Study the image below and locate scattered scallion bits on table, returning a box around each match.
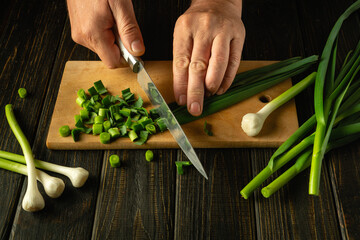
[175,161,192,175]
[203,121,213,136]
[109,154,121,168]
[145,150,154,162]
[18,88,27,98]
[67,80,168,145]
[59,125,71,137]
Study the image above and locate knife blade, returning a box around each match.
[114,29,208,179]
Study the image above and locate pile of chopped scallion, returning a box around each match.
[66,80,167,145]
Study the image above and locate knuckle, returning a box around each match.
[190,60,207,72]
[228,55,241,69]
[175,56,190,69]
[175,14,192,29]
[120,22,139,38]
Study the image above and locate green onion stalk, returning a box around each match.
[310,0,360,195]
[169,55,319,125]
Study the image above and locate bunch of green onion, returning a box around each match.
[240,0,360,198]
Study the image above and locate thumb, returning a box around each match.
[109,0,145,56]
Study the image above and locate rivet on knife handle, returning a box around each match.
[113,26,142,73]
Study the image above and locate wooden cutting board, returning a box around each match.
[46,61,299,149]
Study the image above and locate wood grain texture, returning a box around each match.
[8,19,104,240]
[92,149,177,239]
[0,0,67,239]
[174,149,256,239]
[46,61,298,150]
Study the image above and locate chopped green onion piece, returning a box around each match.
[134,131,149,145]
[84,112,97,124]
[102,95,112,107]
[74,114,81,123]
[100,132,111,144]
[156,118,167,132]
[124,117,132,128]
[80,109,89,120]
[131,123,144,131]
[109,154,121,168]
[134,96,143,108]
[94,115,104,124]
[119,125,127,136]
[175,161,192,175]
[103,120,111,132]
[59,125,71,137]
[88,86,98,96]
[145,150,154,162]
[145,124,156,134]
[92,123,103,135]
[120,108,131,117]
[92,102,102,112]
[203,121,213,136]
[94,80,108,94]
[76,96,86,107]
[108,127,121,138]
[18,88,27,98]
[113,113,123,122]
[128,130,138,142]
[98,108,108,117]
[71,128,81,142]
[77,89,88,100]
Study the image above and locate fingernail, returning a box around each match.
[190,102,201,115]
[217,87,224,95]
[131,40,144,53]
[178,95,186,105]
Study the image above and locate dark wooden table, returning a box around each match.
[1,0,359,239]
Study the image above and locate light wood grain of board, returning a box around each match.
[46,61,299,149]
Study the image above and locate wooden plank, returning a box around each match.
[174,149,256,239]
[0,0,68,239]
[92,149,177,239]
[8,19,104,239]
[46,61,298,150]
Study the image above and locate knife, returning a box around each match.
[113,28,208,179]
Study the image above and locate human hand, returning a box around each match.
[173,0,245,116]
[66,0,145,68]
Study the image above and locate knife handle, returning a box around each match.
[113,25,142,73]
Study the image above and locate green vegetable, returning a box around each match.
[109,154,121,168]
[94,115,104,124]
[128,130,138,142]
[0,150,89,188]
[134,131,149,145]
[240,1,360,198]
[18,88,27,98]
[103,120,111,132]
[175,161,192,175]
[108,127,120,138]
[92,123,103,135]
[71,128,81,141]
[80,109,89,120]
[5,104,45,212]
[0,157,65,198]
[145,124,156,134]
[310,0,360,195]
[203,121,213,136]
[145,150,154,162]
[99,132,111,144]
[241,72,316,137]
[169,55,318,125]
[59,125,71,137]
[93,80,108,94]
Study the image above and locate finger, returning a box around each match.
[109,0,145,56]
[187,35,212,116]
[173,25,192,106]
[204,35,230,95]
[92,29,123,68]
[217,38,243,95]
